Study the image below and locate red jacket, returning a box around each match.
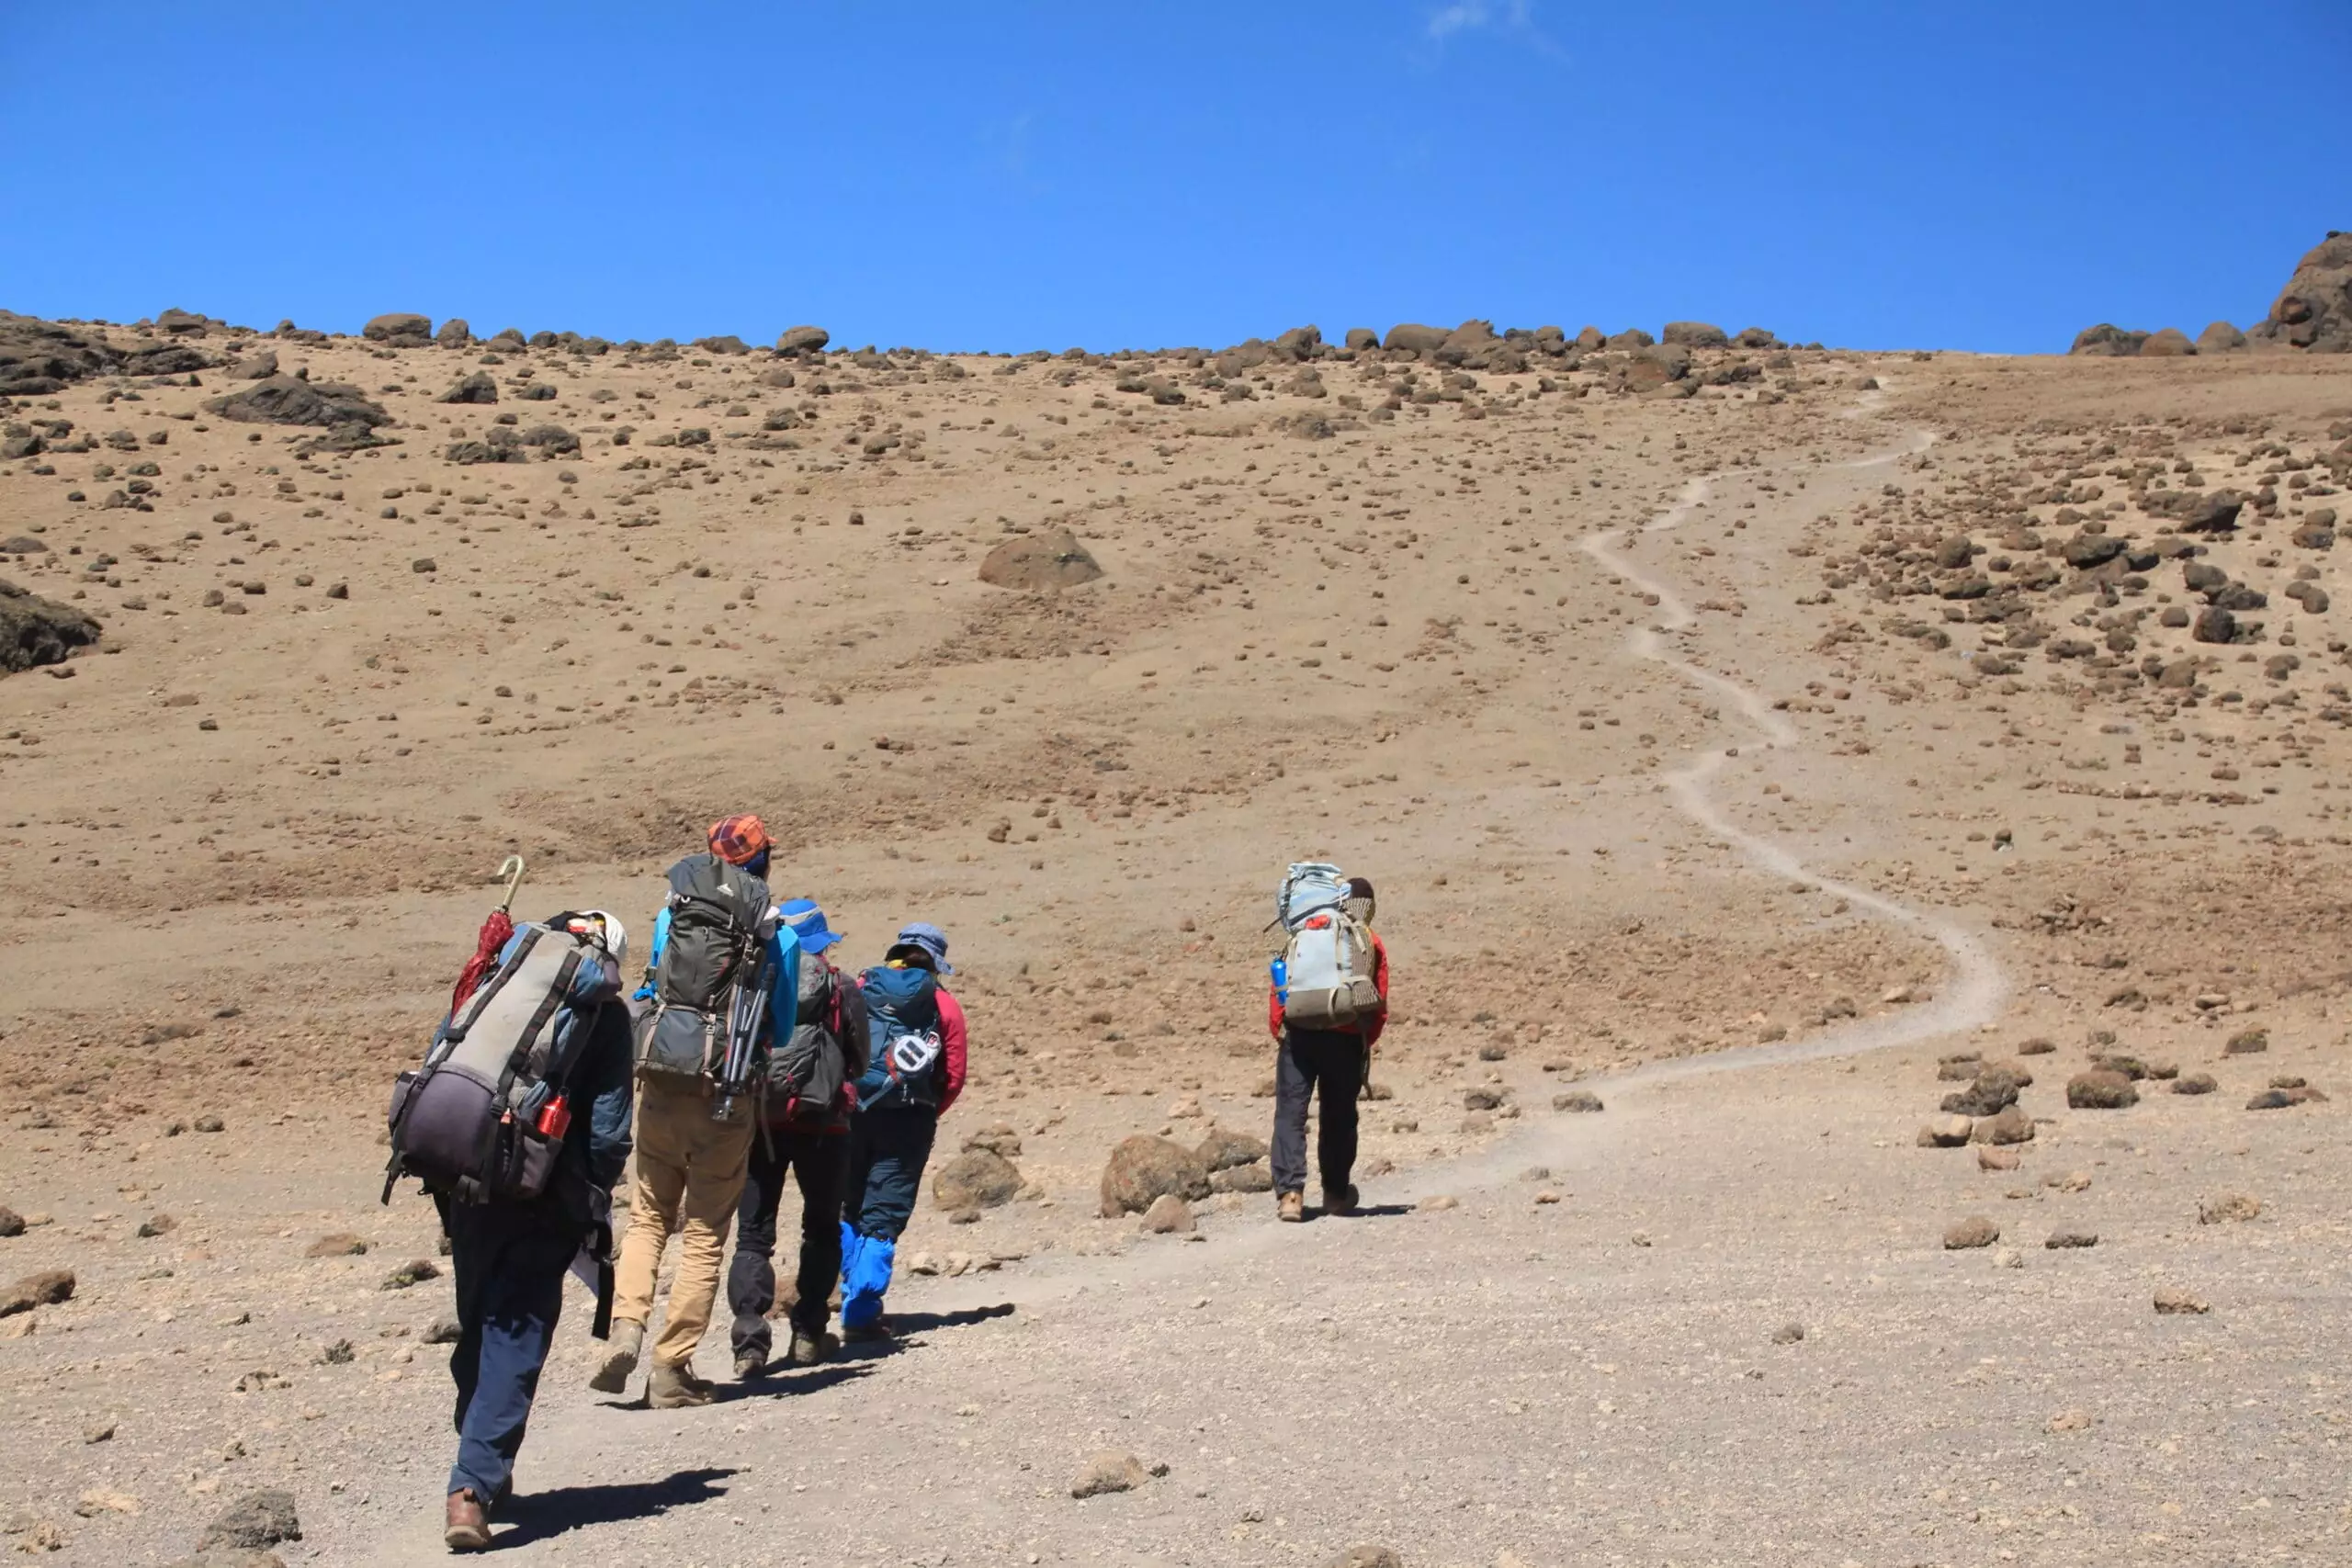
[933,987,969,1115]
[1270,930,1389,1049]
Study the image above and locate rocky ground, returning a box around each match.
[1,304,2348,1565]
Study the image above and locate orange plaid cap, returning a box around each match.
[708,813,772,865]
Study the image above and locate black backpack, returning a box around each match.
[858,964,946,1111]
[766,958,849,1123]
[634,853,773,1094]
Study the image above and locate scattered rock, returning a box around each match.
[1069,1450,1148,1499]
[2044,1229,2098,1249]
[437,371,498,404]
[1099,1135,1210,1217]
[0,1269,74,1316]
[1141,1193,1196,1235]
[1659,321,1728,348]
[1209,1161,1273,1194]
[1419,1194,1460,1213]
[1552,1090,1604,1113]
[978,526,1103,591]
[933,1149,1022,1211]
[2199,1193,2261,1224]
[380,1258,439,1290]
[1,578,102,673]
[435,319,472,348]
[229,350,278,379]
[2223,1027,2267,1055]
[423,1315,461,1344]
[2045,1408,2094,1434]
[1971,1105,2035,1145]
[2138,326,2196,357]
[2196,320,2246,353]
[0,1206,22,1237]
[1942,1216,1999,1249]
[1770,1322,1805,1345]
[2070,323,2148,356]
[1917,1114,1973,1148]
[2173,1073,2218,1096]
[1976,1145,2019,1171]
[303,1233,368,1258]
[776,325,831,355]
[1193,1126,1270,1172]
[196,1490,301,1552]
[208,376,388,431]
[2066,1070,2138,1110]
[1323,1548,1404,1568]
[2154,1288,2211,1316]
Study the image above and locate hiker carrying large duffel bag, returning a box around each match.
[384,910,627,1205]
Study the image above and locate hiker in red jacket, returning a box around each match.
[1268,875,1388,1221]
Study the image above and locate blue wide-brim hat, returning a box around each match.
[777,897,842,952]
[891,920,954,974]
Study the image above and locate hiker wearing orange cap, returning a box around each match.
[594,814,801,1409]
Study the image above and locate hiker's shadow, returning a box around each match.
[1330,1203,1415,1222]
[831,1302,1018,1362]
[497,1466,736,1548]
[714,1361,876,1402]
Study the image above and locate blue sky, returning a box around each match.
[3,2,2345,354]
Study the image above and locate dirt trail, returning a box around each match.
[1576,431,2009,1093]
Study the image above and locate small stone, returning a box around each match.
[2045,1229,2098,1249]
[2045,1408,2094,1434]
[380,1258,439,1290]
[2199,1193,2261,1224]
[194,1113,226,1133]
[1069,1450,1148,1499]
[1991,1247,2024,1269]
[1552,1090,1604,1113]
[0,1269,74,1316]
[2173,1073,2218,1096]
[196,1489,301,1551]
[2223,1027,2268,1055]
[1419,1194,1460,1213]
[1141,1193,1196,1235]
[933,1148,1022,1211]
[1943,1216,2000,1249]
[2066,1070,2138,1110]
[1917,1114,1973,1148]
[422,1315,461,1344]
[303,1233,368,1258]
[1971,1105,2035,1145]
[2154,1288,2211,1315]
[1323,1549,1404,1568]
[83,1421,114,1444]
[1770,1322,1805,1345]
[0,1206,22,1237]
[1976,1145,2019,1172]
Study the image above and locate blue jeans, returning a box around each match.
[444,1205,575,1505]
[841,1111,935,1326]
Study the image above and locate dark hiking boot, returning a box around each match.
[841,1317,897,1344]
[788,1328,839,1366]
[1322,1183,1360,1217]
[648,1359,717,1409]
[587,1319,643,1394]
[1277,1191,1305,1223]
[445,1489,492,1552]
[733,1349,768,1382]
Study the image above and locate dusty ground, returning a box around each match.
[2,322,2348,1565]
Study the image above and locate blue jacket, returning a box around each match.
[637,906,802,1048]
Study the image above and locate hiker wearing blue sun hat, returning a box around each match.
[723,898,870,1378]
[839,921,969,1340]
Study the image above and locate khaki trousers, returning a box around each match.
[612,1078,754,1369]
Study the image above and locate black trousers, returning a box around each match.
[444,1204,577,1505]
[726,1123,850,1358]
[1272,1028,1365,1195]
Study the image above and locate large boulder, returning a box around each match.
[932,1148,1022,1210]
[1,580,101,673]
[207,375,389,430]
[2138,326,2196,357]
[1381,322,1449,356]
[1661,320,1729,348]
[363,312,434,345]
[437,371,499,404]
[2070,323,2149,356]
[196,1491,300,1552]
[978,526,1102,591]
[1193,1125,1270,1172]
[435,318,473,348]
[1099,1134,1210,1217]
[776,324,830,354]
[0,311,120,394]
[2196,320,2246,353]
[2256,231,2352,352]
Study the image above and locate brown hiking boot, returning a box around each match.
[648,1359,717,1408]
[1322,1183,1359,1217]
[587,1318,642,1395]
[444,1489,491,1552]
[787,1328,838,1366]
[1277,1191,1305,1223]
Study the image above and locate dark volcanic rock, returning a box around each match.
[363,312,433,345]
[0,311,121,393]
[1099,1134,1210,1217]
[776,325,830,354]
[1660,321,1729,348]
[2071,323,2150,356]
[2255,231,2352,352]
[197,1490,301,1552]
[1381,322,1449,357]
[435,318,472,348]
[208,376,389,430]
[437,371,498,404]
[2,579,101,672]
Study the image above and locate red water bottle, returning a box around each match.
[535,1096,571,1138]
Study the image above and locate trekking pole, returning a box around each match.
[497,854,526,912]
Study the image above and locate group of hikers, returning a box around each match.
[382,824,1385,1551]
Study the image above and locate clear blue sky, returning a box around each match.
[4,2,2345,355]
